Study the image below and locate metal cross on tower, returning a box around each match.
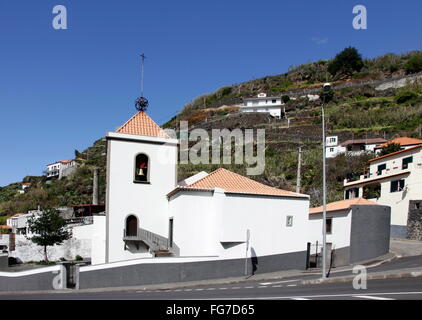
[135,53,149,112]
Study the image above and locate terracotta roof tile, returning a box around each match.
[309,197,379,214]
[168,168,309,198]
[117,112,170,138]
[340,138,386,147]
[369,144,422,163]
[374,137,422,150]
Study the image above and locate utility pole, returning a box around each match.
[296,146,302,193]
[321,83,331,279]
[93,168,99,205]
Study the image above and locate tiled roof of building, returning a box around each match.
[340,138,386,147]
[0,225,11,230]
[168,168,309,198]
[309,197,379,214]
[369,144,422,163]
[116,112,170,138]
[374,137,422,150]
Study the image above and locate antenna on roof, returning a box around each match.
[135,53,149,112]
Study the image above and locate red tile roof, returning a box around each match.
[340,138,386,147]
[374,137,422,150]
[117,112,170,138]
[168,168,309,198]
[309,197,379,214]
[369,144,422,163]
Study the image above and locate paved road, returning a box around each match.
[2,276,422,300]
[1,255,422,300]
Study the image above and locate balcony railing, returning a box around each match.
[344,162,420,185]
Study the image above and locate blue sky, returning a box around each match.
[0,0,421,186]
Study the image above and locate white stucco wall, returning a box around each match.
[169,189,310,259]
[105,132,178,263]
[91,216,106,265]
[307,209,352,253]
[9,235,91,262]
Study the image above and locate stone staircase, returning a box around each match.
[123,227,179,257]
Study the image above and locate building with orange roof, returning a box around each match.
[344,137,422,239]
[374,136,422,152]
[97,110,313,271]
[308,198,390,266]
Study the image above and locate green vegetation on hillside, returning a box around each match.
[2,48,422,213]
[0,138,107,215]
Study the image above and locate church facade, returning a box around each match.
[93,111,311,265]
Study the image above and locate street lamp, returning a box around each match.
[321,82,331,279]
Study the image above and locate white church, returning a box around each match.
[90,111,311,265]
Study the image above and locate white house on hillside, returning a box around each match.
[325,136,386,158]
[241,93,284,118]
[45,159,82,179]
[344,143,422,238]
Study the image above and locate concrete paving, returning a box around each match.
[390,238,422,257]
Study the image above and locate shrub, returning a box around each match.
[405,53,422,74]
[328,47,364,76]
[221,87,232,96]
[75,255,83,261]
[281,95,290,103]
[320,86,335,103]
[396,90,418,104]
[379,143,402,156]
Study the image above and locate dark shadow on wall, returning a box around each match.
[251,247,258,275]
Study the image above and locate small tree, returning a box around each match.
[27,208,71,262]
[328,47,364,76]
[405,53,422,74]
[379,142,402,156]
[281,95,290,103]
[320,86,335,103]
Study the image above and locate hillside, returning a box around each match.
[1,48,422,216]
[171,48,422,206]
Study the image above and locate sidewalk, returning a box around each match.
[390,238,422,257]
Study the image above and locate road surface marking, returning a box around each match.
[197,291,422,300]
[258,286,268,289]
[287,284,297,287]
[206,288,215,291]
[195,289,204,291]
[244,286,254,289]
[272,285,283,288]
[354,295,394,300]
[290,297,311,300]
[183,289,192,291]
[219,287,228,290]
[260,279,299,286]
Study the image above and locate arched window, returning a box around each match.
[126,215,138,237]
[134,154,149,183]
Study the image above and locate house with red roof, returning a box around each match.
[45,159,80,179]
[308,198,390,267]
[344,137,422,239]
[94,111,311,271]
